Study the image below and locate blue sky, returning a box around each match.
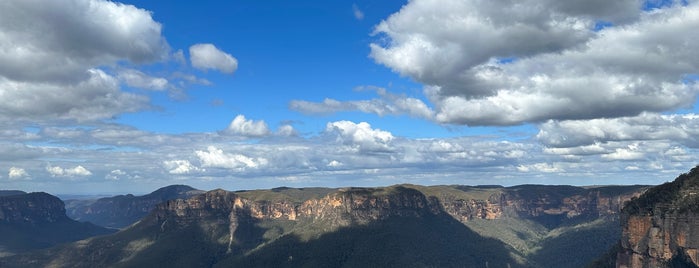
[2,0,699,194]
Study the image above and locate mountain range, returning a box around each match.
[64,185,203,229]
[1,182,651,267]
[0,191,115,257]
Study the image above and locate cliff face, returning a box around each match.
[65,184,203,228]
[0,192,68,224]
[433,186,642,228]
[0,192,115,256]
[1,184,648,267]
[617,167,699,268]
[153,187,442,239]
[152,185,644,237]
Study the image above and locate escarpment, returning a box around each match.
[0,192,68,224]
[0,192,114,256]
[617,167,699,268]
[0,184,649,268]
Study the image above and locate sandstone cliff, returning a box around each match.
[0,192,69,224]
[617,167,699,268]
[65,184,203,228]
[0,184,648,267]
[0,192,115,256]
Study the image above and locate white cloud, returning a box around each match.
[0,0,168,83]
[163,160,199,174]
[46,165,92,177]
[8,167,29,180]
[290,87,434,120]
[352,4,364,20]
[537,113,699,148]
[327,160,343,167]
[117,69,168,90]
[189,43,238,74]
[0,0,167,122]
[325,121,394,152]
[0,69,149,122]
[364,0,699,125]
[225,115,270,137]
[195,146,268,170]
[601,143,645,161]
[517,163,564,173]
[277,124,297,136]
[173,49,187,65]
[105,169,125,181]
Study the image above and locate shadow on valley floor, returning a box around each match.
[217,213,530,268]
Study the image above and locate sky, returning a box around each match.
[2,0,699,194]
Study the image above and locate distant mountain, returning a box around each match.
[64,185,203,229]
[2,184,649,267]
[0,190,25,197]
[615,166,699,267]
[0,192,115,257]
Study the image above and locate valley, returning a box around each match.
[1,182,651,267]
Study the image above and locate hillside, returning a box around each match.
[1,184,648,267]
[64,185,204,228]
[617,166,699,268]
[0,192,115,257]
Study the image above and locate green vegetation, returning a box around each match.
[218,214,530,268]
[624,166,699,215]
[1,183,651,267]
[235,187,334,203]
[65,185,203,228]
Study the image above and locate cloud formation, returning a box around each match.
[290,87,434,119]
[537,113,699,148]
[189,44,238,74]
[8,167,29,180]
[325,121,394,152]
[195,146,268,170]
[117,69,169,91]
[304,0,699,126]
[352,4,364,20]
[0,0,169,122]
[46,165,93,177]
[225,115,271,137]
[163,160,199,175]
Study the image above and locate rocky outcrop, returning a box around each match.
[0,192,68,224]
[0,184,649,267]
[153,187,442,233]
[0,190,26,197]
[0,192,115,255]
[617,167,699,268]
[65,184,203,228]
[148,184,646,252]
[436,185,644,228]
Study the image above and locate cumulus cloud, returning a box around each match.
[163,160,199,174]
[0,69,149,122]
[277,124,297,137]
[0,0,167,122]
[537,113,699,148]
[8,167,29,180]
[601,143,645,161]
[105,169,125,180]
[364,0,699,125]
[517,163,564,173]
[195,146,268,170]
[189,43,238,74]
[225,115,270,137]
[325,121,394,152]
[290,87,434,120]
[46,165,92,177]
[117,69,168,90]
